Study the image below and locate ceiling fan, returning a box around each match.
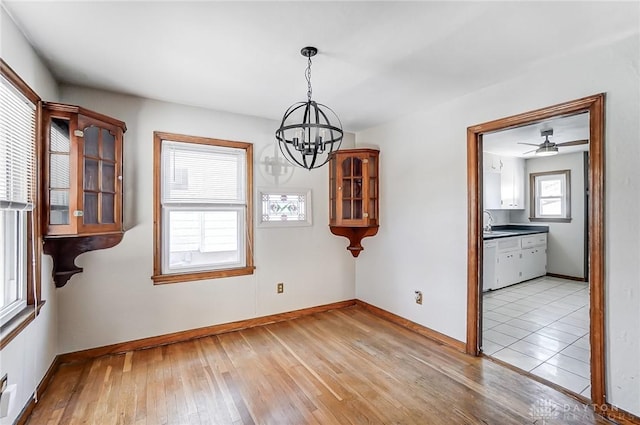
[518,129,588,156]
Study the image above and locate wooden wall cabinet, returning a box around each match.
[41,102,127,287]
[329,148,379,257]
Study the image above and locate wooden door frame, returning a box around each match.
[466,94,605,406]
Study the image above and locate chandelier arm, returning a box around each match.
[278,138,307,168]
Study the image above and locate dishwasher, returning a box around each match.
[483,240,497,291]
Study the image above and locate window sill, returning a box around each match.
[529,217,572,223]
[151,266,255,285]
[0,301,46,350]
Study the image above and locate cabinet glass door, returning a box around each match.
[82,125,117,225]
[341,157,363,220]
[48,118,71,226]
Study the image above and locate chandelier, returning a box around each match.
[275,47,343,170]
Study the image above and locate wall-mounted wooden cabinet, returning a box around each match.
[329,148,379,257]
[41,102,127,287]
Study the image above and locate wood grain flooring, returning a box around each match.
[25,306,613,425]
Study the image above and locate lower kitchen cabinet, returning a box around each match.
[488,233,547,291]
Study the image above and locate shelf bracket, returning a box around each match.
[43,233,124,287]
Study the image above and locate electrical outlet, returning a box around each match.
[415,291,423,305]
[277,282,284,294]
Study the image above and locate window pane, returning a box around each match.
[84,126,99,157]
[540,198,562,216]
[1,210,18,309]
[0,210,26,325]
[49,190,69,225]
[167,209,243,272]
[262,194,306,222]
[540,179,562,197]
[162,141,246,203]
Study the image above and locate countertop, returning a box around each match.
[483,224,549,240]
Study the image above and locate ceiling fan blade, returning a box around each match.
[556,139,589,147]
[517,142,541,147]
[522,149,537,155]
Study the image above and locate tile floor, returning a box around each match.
[482,276,591,397]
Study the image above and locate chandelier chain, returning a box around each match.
[306,56,312,101]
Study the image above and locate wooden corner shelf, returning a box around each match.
[43,233,124,287]
[329,148,380,257]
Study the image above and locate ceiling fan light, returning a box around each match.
[536,145,558,156]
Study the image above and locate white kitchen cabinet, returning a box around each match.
[483,152,502,173]
[499,156,525,209]
[483,172,501,210]
[490,233,547,290]
[483,240,497,291]
[482,153,525,210]
[520,234,547,281]
[495,251,521,289]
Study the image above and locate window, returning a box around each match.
[0,60,41,331]
[152,132,254,284]
[530,170,571,222]
[258,188,312,227]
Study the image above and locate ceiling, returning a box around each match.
[483,113,590,158]
[3,1,639,132]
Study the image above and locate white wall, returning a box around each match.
[55,85,356,353]
[0,6,59,425]
[355,33,640,415]
[510,152,586,279]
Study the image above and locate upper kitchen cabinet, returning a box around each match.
[41,102,127,287]
[329,148,379,257]
[500,156,525,209]
[482,152,524,210]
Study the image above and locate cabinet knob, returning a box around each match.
[118,175,123,181]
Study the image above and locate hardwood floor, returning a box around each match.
[26,306,612,425]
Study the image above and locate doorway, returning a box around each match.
[465,94,605,406]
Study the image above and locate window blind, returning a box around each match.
[161,140,246,204]
[0,74,36,211]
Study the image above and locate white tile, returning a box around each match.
[573,335,590,350]
[484,311,512,323]
[491,348,544,372]
[504,318,543,333]
[481,339,504,356]
[547,321,589,337]
[535,326,581,345]
[482,318,501,330]
[522,333,570,352]
[581,385,592,398]
[493,306,525,318]
[557,315,589,329]
[561,344,591,363]
[492,323,532,339]
[483,329,518,346]
[528,308,566,320]
[517,312,556,326]
[531,363,590,394]
[509,340,557,361]
[546,353,591,379]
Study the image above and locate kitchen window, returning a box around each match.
[0,60,41,337]
[152,132,254,284]
[530,170,571,222]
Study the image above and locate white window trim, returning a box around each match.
[258,188,312,228]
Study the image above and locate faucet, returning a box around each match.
[483,210,493,233]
